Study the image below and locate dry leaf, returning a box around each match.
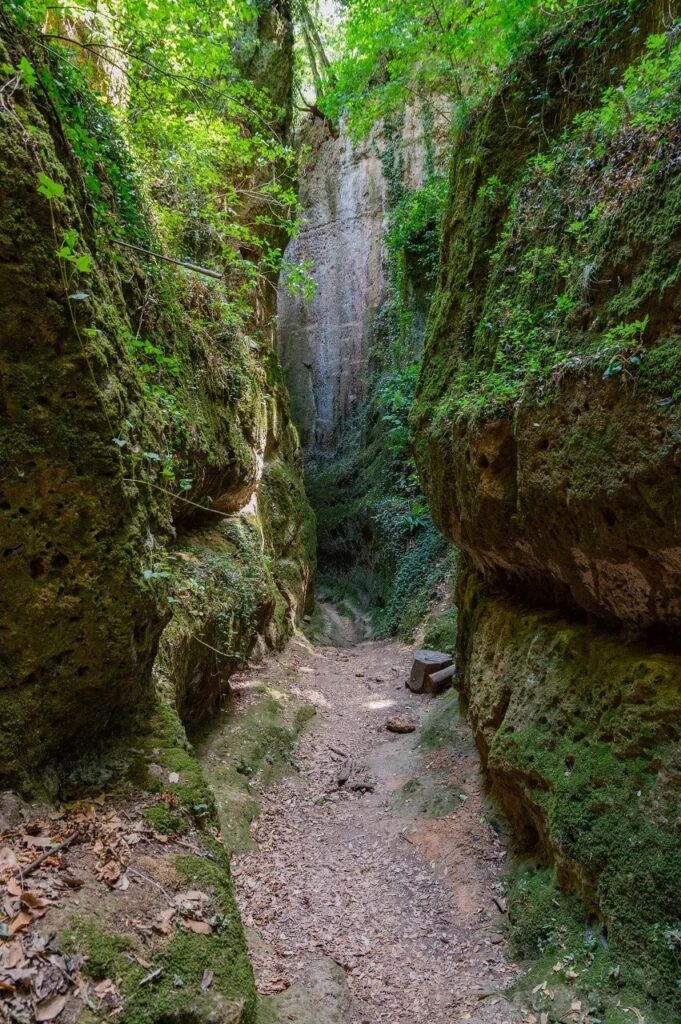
[153,908,176,935]
[0,848,18,872]
[182,917,212,934]
[3,941,25,969]
[6,878,22,898]
[8,911,32,935]
[34,994,67,1021]
[93,979,116,998]
[24,835,53,849]
[98,860,121,885]
[62,874,84,889]
[22,891,46,909]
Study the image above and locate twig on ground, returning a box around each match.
[17,832,79,880]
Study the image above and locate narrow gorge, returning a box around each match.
[0,1,680,1023]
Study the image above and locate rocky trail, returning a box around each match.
[203,617,521,1024]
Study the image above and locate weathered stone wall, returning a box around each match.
[413,0,681,1012]
[0,6,313,790]
[278,105,442,454]
[277,119,386,450]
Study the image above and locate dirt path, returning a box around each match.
[220,620,521,1023]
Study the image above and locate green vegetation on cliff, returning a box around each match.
[306,109,454,639]
[0,0,315,788]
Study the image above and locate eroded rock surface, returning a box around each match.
[0,7,314,790]
[413,3,681,1016]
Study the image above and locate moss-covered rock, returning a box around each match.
[412,1,681,633]
[64,851,258,1024]
[410,5,681,1014]
[0,9,314,787]
[457,570,681,1017]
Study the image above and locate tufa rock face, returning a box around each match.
[278,119,387,451]
[457,570,681,1009]
[278,106,439,455]
[0,27,165,779]
[413,1,681,634]
[0,10,313,789]
[412,2,681,1012]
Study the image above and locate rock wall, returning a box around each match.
[413,0,681,1013]
[277,119,385,450]
[277,106,456,638]
[0,5,314,790]
[278,106,437,453]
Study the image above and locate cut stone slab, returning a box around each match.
[428,663,457,692]
[407,649,454,695]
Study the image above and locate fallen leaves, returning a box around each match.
[7,912,32,936]
[34,994,66,1021]
[0,800,217,1023]
[182,917,212,935]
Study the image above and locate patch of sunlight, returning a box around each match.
[290,686,331,708]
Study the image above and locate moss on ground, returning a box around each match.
[507,864,678,1024]
[64,851,257,1024]
[418,689,461,750]
[194,682,315,853]
[394,775,461,819]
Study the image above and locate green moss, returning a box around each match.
[460,585,681,1017]
[143,803,190,836]
[395,775,460,818]
[507,865,678,1024]
[0,15,314,790]
[422,605,458,654]
[63,923,134,979]
[418,689,461,749]
[638,336,681,404]
[194,685,315,853]
[64,852,256,1024]
[413,7,681,481]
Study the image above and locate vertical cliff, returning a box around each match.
[278,105,455,636]
[278,119,385,449]
[0,2,314,789]
[412,1,681,1016]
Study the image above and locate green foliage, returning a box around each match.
[36,172,64,200]
[422,604,458,653]
[11,0,313,327]
[425,20,681,425]
[576,30,681,138]
[319,0,583,141]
